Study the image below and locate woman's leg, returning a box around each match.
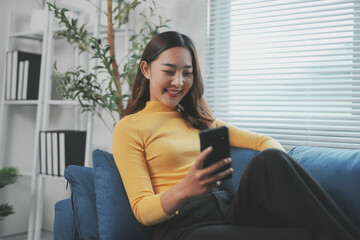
[226,148,360,240]
[184,225,319,240]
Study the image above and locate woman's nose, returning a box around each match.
[171,74,184,87]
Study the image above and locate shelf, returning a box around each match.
[50,25,126,39]
[40,174,67,180]
[10,31,44,41]
[1,8,92,240]
[4,100,39,105]
[19,171,66,180]
[47,100,79,106]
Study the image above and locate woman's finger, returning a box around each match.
[194,146,213,169]
[202,157,232,177]
[204,167,233,185]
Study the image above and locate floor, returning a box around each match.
[0,230,52,240]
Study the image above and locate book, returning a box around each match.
[17,61,24,100]
[39,132,47,174]
[5,50,41,100]
[11,51,18,100]
[52,132,59,176]
[58,132,66,177]
[22,60,30,100]
[46,132,53,175]
[60,131,87,172]
[5,52,12,100]
[16,51,41,100]
[39,130,86,176]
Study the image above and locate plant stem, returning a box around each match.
[107,0,124,118]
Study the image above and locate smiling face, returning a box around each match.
[140,47,194,107]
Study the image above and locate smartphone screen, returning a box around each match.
[199,126,232,179]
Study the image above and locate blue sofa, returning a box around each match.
[53,147,360,240]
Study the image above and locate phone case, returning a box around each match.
[199,126,232,179]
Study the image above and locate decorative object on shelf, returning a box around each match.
[39,130,87,176]
[47,0,171,131]
[5,51,41,100]
[0,167,19,221]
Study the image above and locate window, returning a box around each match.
[206,0,360,150]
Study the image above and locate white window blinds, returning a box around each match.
[206,0,360,150]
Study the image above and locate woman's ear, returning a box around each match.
[140,60,150,80]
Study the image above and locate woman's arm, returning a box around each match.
[214,120,285,152]
[113,118,170,226]
[160,147,232,215]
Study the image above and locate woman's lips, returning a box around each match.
[165,88,182,97]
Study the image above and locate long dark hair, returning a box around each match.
[125,31,214,130]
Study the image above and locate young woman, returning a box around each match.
[112,31,360,240]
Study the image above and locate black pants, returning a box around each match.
[153,149,360,240]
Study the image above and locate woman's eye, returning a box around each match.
[184,72,193,76]
[163,70,174,75]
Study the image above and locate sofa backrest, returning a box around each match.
[65,146,360,239]
[221,148,259,195]
[289,146,360,230]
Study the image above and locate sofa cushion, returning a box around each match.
[65,166,99,239]
[288,146,360,229]
[221,148,259,195]
[93,149,151,240]
[53,198,76,240]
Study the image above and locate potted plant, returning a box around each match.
[47,0,170,131]
[0,167,19,220]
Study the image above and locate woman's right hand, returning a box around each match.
[178,146,233,199]
[161,146,232,216]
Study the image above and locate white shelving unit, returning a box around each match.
[0,1,130,238]
[0,6,96,240]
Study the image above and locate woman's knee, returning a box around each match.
[252,148,291,167]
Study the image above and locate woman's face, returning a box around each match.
[141,47,194,107]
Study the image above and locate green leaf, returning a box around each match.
[0,167,18,189]
[0,204,14,220]
[93,65,105,70]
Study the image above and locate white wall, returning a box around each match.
[0,0,207,236]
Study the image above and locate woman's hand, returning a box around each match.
[161,147,233,215]
[179,146,233,198]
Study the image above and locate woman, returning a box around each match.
[113,31,360,240]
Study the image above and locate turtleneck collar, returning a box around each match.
[143,101,179,113]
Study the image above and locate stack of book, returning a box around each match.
[39,130,87,177]
[5,50,41,100]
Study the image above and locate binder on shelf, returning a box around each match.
[18,51,41,100]
[52,132,59,176]
[4,50,41,100]
[11,51,18,100]
[39,132,47,174]
[5,52,12,100]
[38,130,86,176]
[46,132,53,175]
[17,61,24,100]
[22,60,30,100]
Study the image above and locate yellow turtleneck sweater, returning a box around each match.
[112,101,284,226]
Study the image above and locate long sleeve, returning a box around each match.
[112,116,171,226]
[213,119,285,152]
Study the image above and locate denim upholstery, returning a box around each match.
[64,166,98,239]
[288,146,360,229]
[53,198,75,240]
[53,147,360,239]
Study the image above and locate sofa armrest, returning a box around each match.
[53,198,76,240]
[65,165,99,239]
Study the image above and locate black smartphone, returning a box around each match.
[199,126,232,179]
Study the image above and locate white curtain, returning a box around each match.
[206,0,360,150]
